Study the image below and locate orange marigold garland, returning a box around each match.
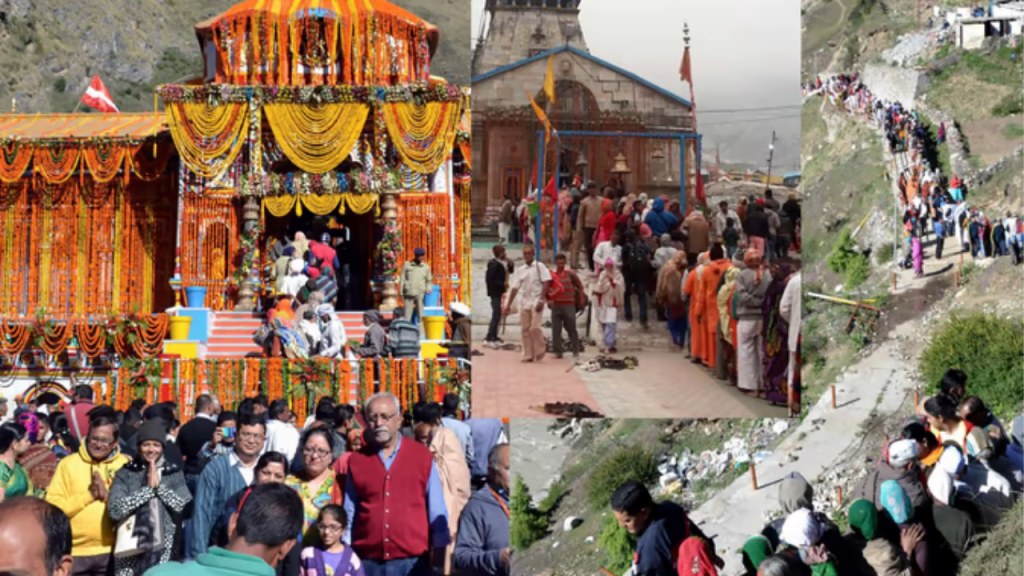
[38,320,73,357]
[34,145,81,184]
[0,319,30,357]
[82,142,126,184]
[0,140,33,183]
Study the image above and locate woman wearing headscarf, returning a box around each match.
[683,252,708,363]
[912,228,924,277]
[716,266,740,382]
[266,295,305,359]
[107,420,192,575]
[656,252,689,351]
[701,246,731,371]
[292,231,311,260]
[879,480,930,575]
[762,264,793,406]
[644,198,680,237]
[676,536,720,576]
[295,289,326,324]
[412,403,471,574]
[735,251,769,396]
[925,468,973,567]
[594,258,625,354]
[594,198,616,250]
[778,509,839,576]
[273,246,298,293]
[0,422,34,500]
[15,412,58,495]
[739,535,773,575]
[846,499,923,576]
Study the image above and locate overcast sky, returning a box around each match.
[470,0,802,167]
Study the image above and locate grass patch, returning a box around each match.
[958,499,1024,576]
[926,43,1024,123]
[874,242,895,264]
[511,474,550,551]
[992,92,1024,117]
[597,516,635,575]
[586,445,659,508]
[919,312,1024,423]
[1002,122,1024,141]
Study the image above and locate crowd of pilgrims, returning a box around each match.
[0,387,510,576]
[487,183,803,413]
[603,369,1021,576]
[805,74,1024,274]
[260,227,472,364]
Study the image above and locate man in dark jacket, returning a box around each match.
[610,481,720,576]
[454,445,511,576]
[179,395,220,487]
[484,245,513,348]
[621,230,653,329]
[388,307,421,359]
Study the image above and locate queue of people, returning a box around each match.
[488,184,803,415]
[0,386,510,576]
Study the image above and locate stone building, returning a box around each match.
[471,0,700,224]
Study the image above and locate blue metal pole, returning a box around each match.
[536,131,545,252]
[696,134,703,211]
[679,135,686,215]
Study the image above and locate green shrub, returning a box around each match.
[874,243,895,264]
[597,515,635,575]
[587,445,658,508]
[827,230,871,289]
[991,92,1023,117]
[920,313,1024,422]
[53,78,66,93]
[510,475,548,551]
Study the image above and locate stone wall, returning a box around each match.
[917,103,976,184]
[862,64,930,107]
[472,7,587,76]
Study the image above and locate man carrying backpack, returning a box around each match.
[551,253,585,359]
[621,229,653,330]
[504,244,553,363]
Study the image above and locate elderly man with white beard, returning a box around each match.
[343,393,451,576]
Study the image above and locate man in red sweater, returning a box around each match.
[551,253,584,359]
[343,393,451,576]
[66,378,96,441]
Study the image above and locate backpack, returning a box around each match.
[626,243,653,277]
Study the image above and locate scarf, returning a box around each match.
[676,537,718,576]
[780,509,822,548]
[880,480,914,524]
[848,499,878,540]
[740,535,772,570]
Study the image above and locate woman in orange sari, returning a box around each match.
[701,245,731,370]
[684,252,709,363]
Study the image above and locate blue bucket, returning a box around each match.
[184,286,208,308]
[423,285,441,307]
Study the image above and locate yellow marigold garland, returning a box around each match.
[264,103,369,174]
[167,102,249,178]
[382,101,461,174]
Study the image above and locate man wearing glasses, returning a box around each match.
[189,414,267,561]
[46,413,129,576]
[344,392,450,576]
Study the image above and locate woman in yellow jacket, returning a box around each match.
[45,412,129,576]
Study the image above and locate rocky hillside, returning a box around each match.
[0,0,470,115]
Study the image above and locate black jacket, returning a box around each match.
[485,258,513,298]
[634,501,711,576]
[178,416,218,477]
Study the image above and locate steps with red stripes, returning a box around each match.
[205,310,369,359]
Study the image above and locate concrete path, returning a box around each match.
[690,317,919,575]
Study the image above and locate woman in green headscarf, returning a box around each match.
[740,535,773,575]
[846,498,923,576]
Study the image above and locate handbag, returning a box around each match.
[115,480,164,558]
[603,305,618,324]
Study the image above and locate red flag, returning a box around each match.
[696,169,706,207]
[572,174,582,189]
[543,175,557,200]
[81,76,119,113]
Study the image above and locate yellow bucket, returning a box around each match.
[169,316,192,341]
[423,316,446,341]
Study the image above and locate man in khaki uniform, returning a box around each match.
[575,183,603,271]
[400,247,433,324]
[503,244,552,362]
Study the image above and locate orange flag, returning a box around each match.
[680,46,692,84]
[526,87,554,144]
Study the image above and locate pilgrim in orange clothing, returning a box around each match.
[701,246,732,369]
[684,252,709,362]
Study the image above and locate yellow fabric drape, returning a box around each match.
[300,194,342,215]
[262,195,298,218]
[167,102,250,179]
[264,103,369,174]
[342,192,379,216]
[382,101,461,174]
[261,193,379,217]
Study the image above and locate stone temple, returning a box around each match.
[471,0,699,224]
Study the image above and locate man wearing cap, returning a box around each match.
[354,311,388,360]
[318,304,348,359]
[445,302,473,363]
[852,439,929,511]
[400,248,433,326]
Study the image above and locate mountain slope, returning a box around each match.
[0,0,469,115]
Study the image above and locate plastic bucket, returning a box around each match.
[184,286,208,308]
[423,316,446,341]
[423,306,446,317]
[169,316,192,341]
[423,285,441,307]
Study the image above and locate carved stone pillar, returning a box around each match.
[235,196,261,312]
[379,191,400,311]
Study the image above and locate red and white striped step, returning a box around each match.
[206,310,370,358]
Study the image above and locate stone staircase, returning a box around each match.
[206,310,370,358]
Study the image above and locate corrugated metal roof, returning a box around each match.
[0,113,167,141]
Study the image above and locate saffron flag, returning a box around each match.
[526,87,554,144]
[679,46,691,84]
[81,76,119,113]
[544,55,556,104]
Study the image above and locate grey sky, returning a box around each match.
[471,0,801,168]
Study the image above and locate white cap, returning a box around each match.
[450,302,470,316]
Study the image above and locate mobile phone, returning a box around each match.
[221,427,236,439]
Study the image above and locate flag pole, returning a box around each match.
[70,100,83,115]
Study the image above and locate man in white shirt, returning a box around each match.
[712,201,740,244]
[264,399,301,462]
[593,229,623,273]
[504,244,552,362]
